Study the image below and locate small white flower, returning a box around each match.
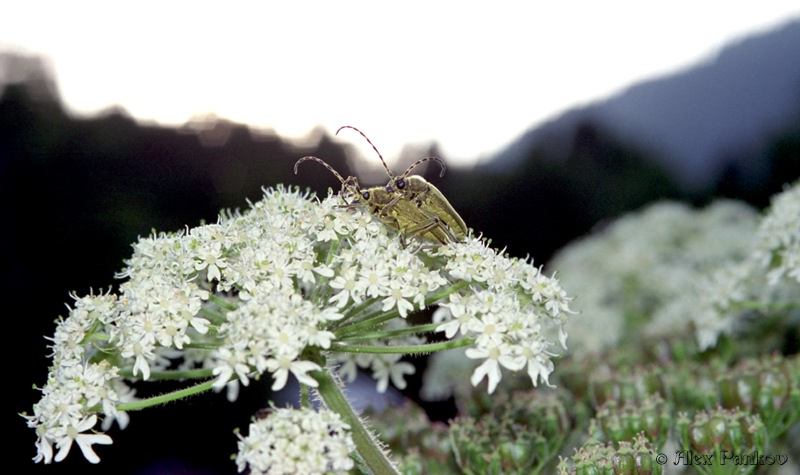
[329,266,360,308]
[520,339,557,387]
[194,241,226,282]
[466,343,525,394]
[434,295,474,339]
[53,414,113,464]
[297,259,334,284]
[471,313,508,347]
[371,354,415,393]
[211,345,252,390]
[358,264,390,298]
[264,355,322,391]
[380,280,416,318]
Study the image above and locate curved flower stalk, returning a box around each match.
[24,185,572,472]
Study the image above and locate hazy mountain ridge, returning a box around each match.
[492,19,800,188]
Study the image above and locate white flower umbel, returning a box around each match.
[236,407,355,475]
[24,293,129,464]
[754,180,800,285]
[550,200,759,355]
[26,185,571,472]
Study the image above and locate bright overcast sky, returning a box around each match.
[2,1,800,165]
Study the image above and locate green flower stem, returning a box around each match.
[86,319,107,336]
[207,293,238,310]
[117,378,216,412]
[120,368,215,380]
[338,322,441,342]
[200,306,227,323]
[183,342,220,350]
[317,238,341,302]
[85,332,110,343]
[324,298,380,330]
[332,338,474,355]
[334,280,471,338]
[313,367,398,475]
[323,236,342,267]
[300,384,310,408]
[334,308,401,337]
[425,279,471,303]
[344,298,379,319]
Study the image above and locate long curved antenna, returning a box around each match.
[294,156,347,185]
[336,125,394,178]
[400,156,446,179]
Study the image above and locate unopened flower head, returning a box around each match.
[236,407,356,475]
[27,185,572,465]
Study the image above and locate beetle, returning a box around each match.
[294,126,467,246]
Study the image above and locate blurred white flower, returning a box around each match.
[754,181,800,285]
[550,200,759,355]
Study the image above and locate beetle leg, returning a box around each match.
[403,212,459,245]
[379,213,408,247]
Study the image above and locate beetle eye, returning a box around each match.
[397,179,406,189]
[362,191,370,200]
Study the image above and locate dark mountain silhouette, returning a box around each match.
[492,18,800,190]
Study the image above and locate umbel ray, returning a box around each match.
[294,126,467,246]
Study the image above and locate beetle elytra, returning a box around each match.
[294,126,467,246]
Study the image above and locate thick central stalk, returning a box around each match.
[313,366,398,475]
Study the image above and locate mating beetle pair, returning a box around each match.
[295,126,467,247]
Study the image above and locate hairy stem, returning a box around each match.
[117,378,216,412]
[332,338,474,355]
[313,367,398,475]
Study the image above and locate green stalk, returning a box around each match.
[324,297,379,331]
[317,237,342,303]
[313,367,398,475]
[300,384,310,408]
[344,298,378,319]
[200,306,227,323]
[424,279,471,304]
[334,308,401,337]
[338,322,441,341]
[117,378,216,411]
[334,280,471,337]
[332,338,474,355]
[120,368,215,380]
[207,293,238,310]
[182,342,220,350]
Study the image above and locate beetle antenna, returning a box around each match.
[400,156,446,179]
[336,125,395,178]
[294,156,348,185]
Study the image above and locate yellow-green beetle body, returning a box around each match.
[295,126,467,246]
